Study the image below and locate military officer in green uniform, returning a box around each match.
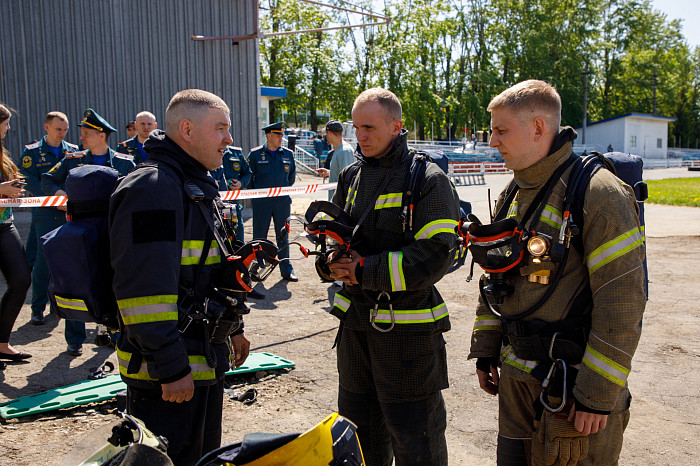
[20,112,78,325]
[42,108,135,356]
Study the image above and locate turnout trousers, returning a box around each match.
[126,378,224,466]
[336,325,449,466]
[496,374,631,466]
[251,197,293,277]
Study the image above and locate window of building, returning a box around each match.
[630,135,637,147]
[657,138,663,148]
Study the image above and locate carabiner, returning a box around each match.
[539,358,568,413]
[370,291,395,332]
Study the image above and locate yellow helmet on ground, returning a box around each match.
[197,412,365,466]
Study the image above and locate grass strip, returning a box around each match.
[646,177,700,207]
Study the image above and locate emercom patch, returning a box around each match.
[132,210,176,243]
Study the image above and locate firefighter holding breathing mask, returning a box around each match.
[465,80,646,465]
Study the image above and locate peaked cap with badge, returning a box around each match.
[262,121,285,134]
[78,108,117,134]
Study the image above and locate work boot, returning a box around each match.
[66,344,83,357]
[30,311,45,326]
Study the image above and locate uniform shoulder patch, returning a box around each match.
[65,142,79,150]
[66,151,87,159]
[228,145,243,151]
[114,152,134,161]
[251,145,263,152]
[25,141,40,150]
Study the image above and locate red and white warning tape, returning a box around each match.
[0,182,338,208]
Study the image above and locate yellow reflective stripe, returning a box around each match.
[118,295,178,308]
[189,355,216,381]
[181,240,221,265]
[414,219,459,240]
[182,255,221,265]
[582,345,629,387]
[587,227,644,274]
[54,295,89,312]
[501,345,538,373]
[389,251,406,292]
[506,201,518,219]
[117,347,154,381]
[374,192,403,210]
[118,295,179,326]
[346,187,357,207]
[333,293,351,313]
[540,205,563,229]
[474,315,501,331]
[372,302,448,324]
[117,349,216,381]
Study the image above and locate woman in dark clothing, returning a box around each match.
[0,104,32,367]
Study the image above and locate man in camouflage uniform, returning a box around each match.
[468,80,646,465]
[327,88,460,466]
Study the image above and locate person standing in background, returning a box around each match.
[117,111,158,164]
[0,104,32,365]
[248,122,298,282]
[316,119,355,201]
[20,112,78,325]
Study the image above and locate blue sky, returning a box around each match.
[651,0,699,48]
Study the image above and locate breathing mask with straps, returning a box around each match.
[284,200,356,282]
[456,154,582,318]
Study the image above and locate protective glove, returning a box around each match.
[531,411,589,465]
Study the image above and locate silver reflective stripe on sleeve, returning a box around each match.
[587,227,644,274]
[389,251,406,292]
[501,345,538,374]
[474,315,501,332]
[413,219,459,240]
[333,293,351,313]
[582,345,630,387]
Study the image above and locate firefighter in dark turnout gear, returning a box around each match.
[327,88,460,466]
[109,90,250,465]
[468,80,645,465]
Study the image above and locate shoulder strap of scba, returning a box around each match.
[344,150,441,239]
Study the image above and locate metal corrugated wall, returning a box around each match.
[0,0,260,161]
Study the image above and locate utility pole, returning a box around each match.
[582,62,590,146]
[652,72,658,115]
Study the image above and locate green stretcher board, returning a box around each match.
[0,352,294,420]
